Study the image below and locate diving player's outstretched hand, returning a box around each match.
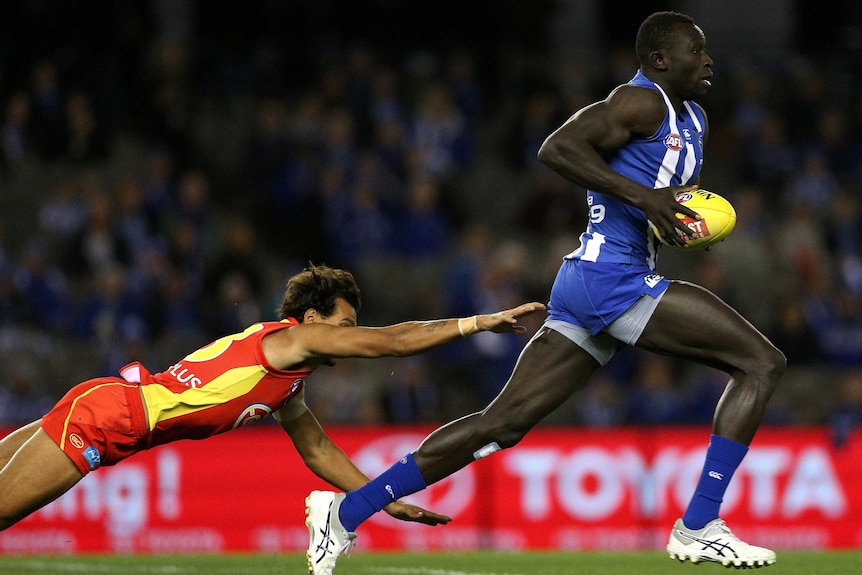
[383,500,453,526]
[478,302,547,334]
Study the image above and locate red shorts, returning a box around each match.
[40,376,149,476]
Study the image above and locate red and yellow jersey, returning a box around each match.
[121,319,312,448]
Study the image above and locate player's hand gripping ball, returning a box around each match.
[652,189,737,250]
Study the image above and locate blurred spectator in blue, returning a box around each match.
[115,176,159,265]
[72,266,148,344]
[770,293,824,365]
[370,66,404,125]
[381,356,440,424]
[29,59,65,161]
[63,189,132,278]
[806,108,861,178]
[0,259,21,328]
[395,178,452,259]
[140,146,178,236]
[729,69,769,145]
[0,360,53,427]
[322,106,359,173]
[304,360,383,424]
[325,169,396,266]
[38,176,88,245]
[786,150,837,213]
[572,373,626,427]
[406,82,472,179]
[829,370,862,448]
[444,222,494,317]
[166,219,206,296]
[202,216,267,335]
[741,111,797,191]
[446,51,484,126]
[153,264,202,343]
[828,189,862,294]
[142,37,193,164]
[207,272,262,337]
[62,90,109,165]
[460,240,533,403]
[505,89,563,170]
[812,286,862,367]
[12,237,72,332]
[1,91,36,170]
[625,355,687,425]
[171,168,216,251]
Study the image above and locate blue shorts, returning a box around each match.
[547,258,670,336]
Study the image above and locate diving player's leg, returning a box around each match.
[0,420,42,469]
[0,427,83,530]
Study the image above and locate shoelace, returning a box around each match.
[339,532,358,558]
[709,520,743,544]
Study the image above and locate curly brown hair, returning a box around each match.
[276,263,362,321]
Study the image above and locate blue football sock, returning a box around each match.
[338,453,426,532]
[682,434,748,530]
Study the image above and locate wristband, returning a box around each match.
[458,315,479,337]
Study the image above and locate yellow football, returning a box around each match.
[652,189,737,250]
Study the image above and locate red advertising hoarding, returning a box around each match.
[0,425,858,554]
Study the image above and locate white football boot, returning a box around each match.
[306,491,357,575]
[667,518,776,568]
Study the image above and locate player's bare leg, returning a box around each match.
[636,281,785,443]
[413,327,600,484]
[0,427,83,530]
[0,420,42,469]
[637,281,783,568]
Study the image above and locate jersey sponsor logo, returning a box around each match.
[664,133,683,151]
[233,403,273,429]
[69,433,85,449]
[166,362,203,388]
[708,470,724,480]
[82,445,102,469]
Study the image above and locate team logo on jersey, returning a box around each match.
[69,433,85,449]
[233,403,273,429]
[289,378,303,395]
[644,273,665,288]
[664,133,683,151]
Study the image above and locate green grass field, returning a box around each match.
[1,551,861,575]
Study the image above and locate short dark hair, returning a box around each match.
[635,11,696,67]
[277,263,362,321]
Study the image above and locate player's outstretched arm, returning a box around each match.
[280,301,547,364]
[278,408,453,526]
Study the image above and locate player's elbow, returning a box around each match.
[536,137,557,167]
[537,136,571,172]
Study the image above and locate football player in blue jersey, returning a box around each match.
[306,11,784,573]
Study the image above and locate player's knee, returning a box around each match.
[745,344,786,396]
[759,345,787,383]
[485,420,531,450]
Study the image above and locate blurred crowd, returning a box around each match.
[0,2,859,436]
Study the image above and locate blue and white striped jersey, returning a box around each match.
[566,70,706,269]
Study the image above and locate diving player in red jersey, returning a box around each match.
[0,263,545,533]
